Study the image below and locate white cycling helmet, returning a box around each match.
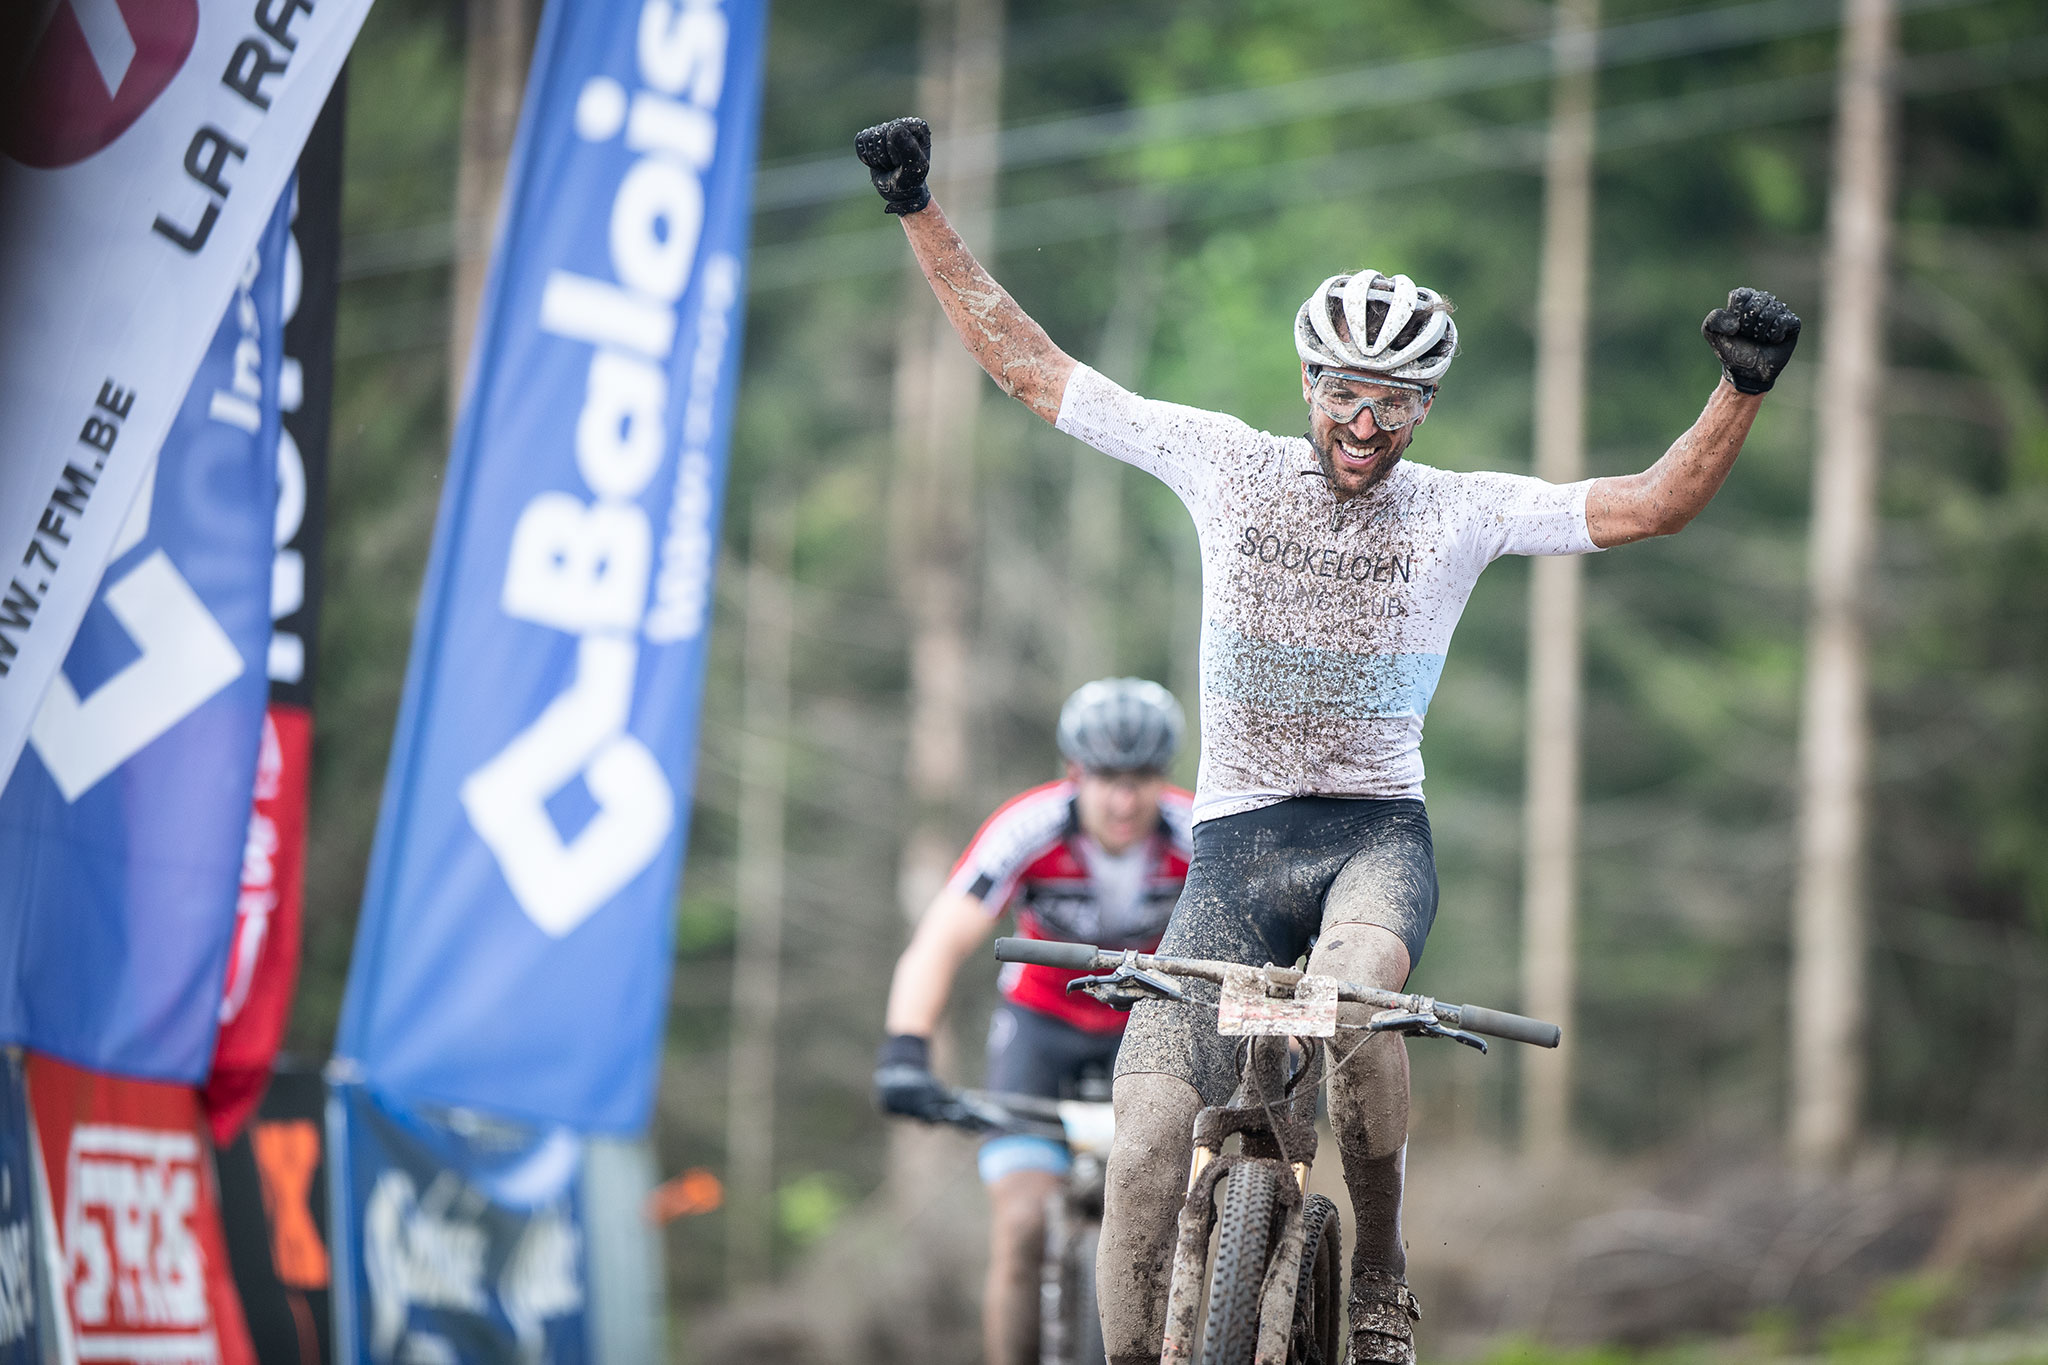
[1294,270,1458,384]
[1057,678,1184,774]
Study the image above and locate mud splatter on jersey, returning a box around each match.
[1055,364,1601,822]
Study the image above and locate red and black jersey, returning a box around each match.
[946,780,1194,1033]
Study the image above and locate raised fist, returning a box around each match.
[1702,287,1802,395]
[854,116,933,216]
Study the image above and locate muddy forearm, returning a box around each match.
[899,201,1076,423]
[1587,380,1764,547]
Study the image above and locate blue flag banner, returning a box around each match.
[0,188,290,1081]
[330,1083,587,1365]
[336,0,766,1131]
[0,1051,45,1364]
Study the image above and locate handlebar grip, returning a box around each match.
[991,937,1103,971]
[1454,1004,1561,1049]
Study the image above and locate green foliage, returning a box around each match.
[675,893,737,955]
[776,1171,854,1249]
[1475,1337,1642,1365]
[1470,1273,1994,1365]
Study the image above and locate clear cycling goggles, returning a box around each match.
[1310,370,1434,430]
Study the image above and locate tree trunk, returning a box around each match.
[447,0,532,426]
[887,0,1005,1201]
[726,500,795,1287]
[1063,202,1163,687]
[1520,0,1598,1162]
[1791,0,1896,1172]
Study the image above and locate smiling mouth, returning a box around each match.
[1333,437,1387,471]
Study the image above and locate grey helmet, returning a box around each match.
[1057,678,1184,774]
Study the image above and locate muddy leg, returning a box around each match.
[1307,923,1412,1277]
[1099,1071,1202,1365]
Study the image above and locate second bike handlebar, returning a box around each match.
[929,1087,1083,1142]
[993,937,1561,1049]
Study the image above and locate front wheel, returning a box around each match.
[1200,1163,1279,1365]
[1289,1194,1342,1365]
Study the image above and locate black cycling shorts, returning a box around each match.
[1113,796,1437,1104]
[980,1003,1122,1183]
[986,1002,1121,1099]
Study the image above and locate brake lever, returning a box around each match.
[1065,953,1187,1009]
[1367,1010,1489,1054]
[1419,1022,1488,1054]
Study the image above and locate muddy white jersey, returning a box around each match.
[1055,363,1601,822]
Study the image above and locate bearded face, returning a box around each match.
[1301,365,1432,499]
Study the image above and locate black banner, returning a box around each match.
[213,73,345,1365]
[272,69,343,711]
[205,70,349,1145]
[217,1064,334,1365]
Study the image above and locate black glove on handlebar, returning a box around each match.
[874,1033,950,1121]
[854,117,933,216]
[1702,287,1802,395]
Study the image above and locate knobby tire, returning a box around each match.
[1289,1194,1342,1365]
[1200,1163,1279,1365]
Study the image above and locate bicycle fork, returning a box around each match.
[1159,1034,1325,1365]
[1157,1152,1314,1365]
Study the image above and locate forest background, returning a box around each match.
[297,0,2045,1354]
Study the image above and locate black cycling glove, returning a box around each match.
[1702,287,1802,395]
[874,1033,950,1121]
[854,117,933,216]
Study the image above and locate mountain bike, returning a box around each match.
[928,1080,1117,1365]
[991,937,1561,1365]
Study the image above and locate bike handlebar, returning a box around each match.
[992,938,1100,971]
[927,1087,1082,1141]
[1449,1003,1560,1049]
[992,937,1561,1049]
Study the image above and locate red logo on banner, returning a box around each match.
[3,0,200,169]
[206,704,313,1145]
[27,1055,256,1365]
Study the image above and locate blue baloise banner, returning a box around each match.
[336,0,767,1130]
[330,1083,587,1365]
[0,188,289,1081]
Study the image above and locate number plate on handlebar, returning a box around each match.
[1217,966,1340,1037]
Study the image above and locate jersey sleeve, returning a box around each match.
[1452,470,1602,563]
[1054,363,1249,510]
[942,785,1073,915]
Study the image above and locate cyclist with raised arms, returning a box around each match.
[877,679,1194,1365]
[853,117,1801,1365]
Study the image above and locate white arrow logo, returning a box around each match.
[24,0,136,95]
[70,0,137,95]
